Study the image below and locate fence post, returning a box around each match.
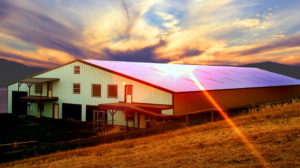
[13,141,18,149]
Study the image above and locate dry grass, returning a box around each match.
[2,99,300,168]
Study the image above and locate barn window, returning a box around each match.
[92,84,101,97]
[108,85,118,98]
[74,66,80,74]
[35,83,43,94]
[73,83,80,94]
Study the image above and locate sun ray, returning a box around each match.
[177,68,271,168]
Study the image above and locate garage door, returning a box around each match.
[62,103,81,121]
[12,91,27,115]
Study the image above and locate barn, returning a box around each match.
[7,59,300,128]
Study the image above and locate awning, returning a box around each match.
[98,102,175,119]
[18,78,59,84]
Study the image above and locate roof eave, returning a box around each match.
[78,59,175,94]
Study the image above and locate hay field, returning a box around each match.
[2,99,300,168]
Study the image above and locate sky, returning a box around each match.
[0,0,300,68]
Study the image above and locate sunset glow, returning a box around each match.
[0,0,300,67]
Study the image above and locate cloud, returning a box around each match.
[233,19,260,29]
[155,12,180,32]
[0,50,57,67]
[166,32,300,66]
[0,0,300,67]
[83,1,162,47]
[239,33,300,55]
[182,49,203,57]
[0,0,101,59]
[0,42,75,67]
[103,40,169,63]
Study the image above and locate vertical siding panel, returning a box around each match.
[8,61,173,125]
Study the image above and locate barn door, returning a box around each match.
[12,91,27,115]
[125,85,133,103]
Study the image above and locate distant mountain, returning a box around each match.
[292,63,300,66]
[0,59,46,87]
[240,61,300,80]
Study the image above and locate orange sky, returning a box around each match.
[0,0,300,68]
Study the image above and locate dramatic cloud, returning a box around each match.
[0,50,56,67]
[239,33,300,56]
[102,40,169,63]
[0,0,299,67]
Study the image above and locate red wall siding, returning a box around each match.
[173,85,300,116]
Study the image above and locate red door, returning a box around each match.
[125,85,133,103]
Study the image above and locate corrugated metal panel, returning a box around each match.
[35,61,172,106]
[83,60,300,92]
[173,85,300,116]
[161,109,173,115]
[9,61,172,121]
[107,110,138,127]
[43,103,53,118]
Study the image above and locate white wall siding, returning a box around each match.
[161,109,173,115]
[8,61,173,125]
[35,62,172,106]
[107,111,138,127]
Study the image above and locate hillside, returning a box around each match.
[241,61,300,79]
[0,59,45,87]
[2,100,300,168]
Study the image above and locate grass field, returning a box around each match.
[2,99,299,168]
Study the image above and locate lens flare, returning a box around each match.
[177,68,270,168]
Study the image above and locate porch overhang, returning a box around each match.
[98,102,175,119]
[18,78,60,84]
[20,96,59,103]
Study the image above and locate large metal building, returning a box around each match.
[7,59,300,128]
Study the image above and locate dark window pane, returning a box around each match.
[73,83,80,94]
[108,85,117,98]
[35,83,43,94]
[74,66,80,74]
[92,84,101,97]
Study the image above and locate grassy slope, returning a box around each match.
[2,101,300,168]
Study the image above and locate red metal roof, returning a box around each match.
[82,59,300,93]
